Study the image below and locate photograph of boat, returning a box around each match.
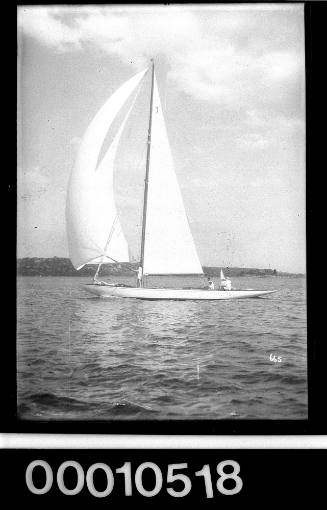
[17,4,306,422]
[67,61,276,301]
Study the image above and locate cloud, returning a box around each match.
[263,51,302,81]
[18,7,81,51]
[18,165,50,200]
[18,5,304,116]
[237,133,270,150]
[69,136,82,145]
[69,136,82,156]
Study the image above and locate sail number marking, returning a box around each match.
[25,459,242,498]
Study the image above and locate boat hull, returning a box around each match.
[83,285,276,300]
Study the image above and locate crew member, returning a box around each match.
[221,276,232,291]
[207,277,214,290]
[137,266,143,287]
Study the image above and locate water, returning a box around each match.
[17,275,307,420]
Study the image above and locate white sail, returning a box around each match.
[66,68,147,270]
[220,269,225,280]
[87,108,134,266]
[142,74,203,275]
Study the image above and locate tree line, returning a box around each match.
[16,257,287,277]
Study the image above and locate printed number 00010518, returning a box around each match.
[25,460,243,498]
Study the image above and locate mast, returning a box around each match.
[139,60,155,287]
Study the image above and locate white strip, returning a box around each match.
[1,434,326,449]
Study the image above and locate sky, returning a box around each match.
[17,4,305,273]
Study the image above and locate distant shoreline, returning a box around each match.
[17,257,304,278]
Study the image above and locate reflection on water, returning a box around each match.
[17,275,307,420]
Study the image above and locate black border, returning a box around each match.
[6,1,326,436]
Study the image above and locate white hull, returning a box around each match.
[83,285,276,300]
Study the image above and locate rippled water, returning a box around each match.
[17,275,307,420]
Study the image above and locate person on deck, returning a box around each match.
[137,266,143,288]
[207,277,214,290]
[221,276,232,291]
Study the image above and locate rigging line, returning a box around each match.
[120,132,147,263]
[94,216,119,280]
[94,219,139,278]
[100,254,138,274]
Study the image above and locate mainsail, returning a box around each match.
[142,73,203,275]
[66,68,147,269]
